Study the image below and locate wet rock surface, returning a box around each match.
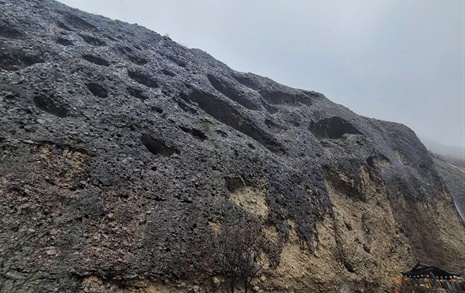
[1,1,465,292]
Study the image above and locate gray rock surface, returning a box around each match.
[434,157,465,223]
[1,1,465,292]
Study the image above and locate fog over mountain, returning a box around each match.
[421,136,465,160]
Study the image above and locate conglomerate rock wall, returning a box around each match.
[1,1,464,292]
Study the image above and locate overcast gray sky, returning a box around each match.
[58,0,465,154]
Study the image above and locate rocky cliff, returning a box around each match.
[433,157,465,225]
[1,1,465,292]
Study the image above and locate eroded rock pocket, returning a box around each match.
[161,69,175,77]
[128,70,158,89]
[0,20,24,39]
[82,54,110,66]
[207,74,259,110]
[117,46,148,65]
[177,94,198,114]
[309,117,361,140]
[182,89,285,155]
[61,12,97,31]
[127,87,148,100]
[33,95,69,118]
[86,83,108,98]
[179,126,207,141]
[165,54,187,68]
[0,52,43,71]
[231,72,261,91]
[79,34,106,46]
[127,55,148,65]
[366,154,390,169]
[260,98,279,114]
[265,119,287,133]
[141,134,179,157]
[56,37,73,46]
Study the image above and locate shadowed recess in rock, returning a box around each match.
[79,34,106,46]
[0,52,43,71]
[56,37,73,46]
[179,126,207,141]
[127,87,148,100]
[265,119,287,133]
[260,98,279,114]
[207,74,260,110]
[0,20,24,39]
[177,94,198,114]
[151,105,163,114]
[224,176,246,193]
[165,54,187,68]
[141,134,180,157]
[231,73,261,91]
[128,70,158,89]
[309,117,361,140]
[60,12,97,31]
[118,46,149,65]
[55,21,71,31]
[117,46,132,54]
[183,88,285,154]
[215,130,228,138]
[161,69,176,77]
[33,95,69,118]
[366,154,390,169]
[86,83,108,98]
[82,54,109,66]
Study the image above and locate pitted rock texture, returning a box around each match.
[1,1,465,292]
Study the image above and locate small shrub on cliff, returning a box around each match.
[213,217,279,293]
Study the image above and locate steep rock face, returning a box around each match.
[434,158,465,223]
[1,1,465,292]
